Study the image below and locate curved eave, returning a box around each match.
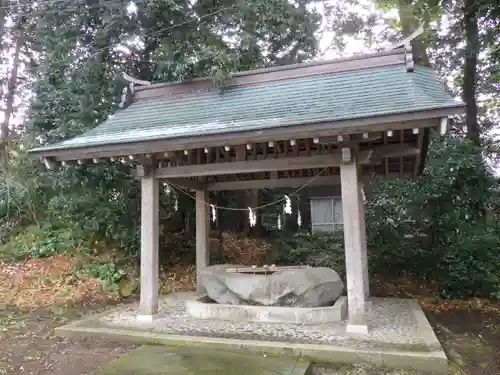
[29,105,464,162]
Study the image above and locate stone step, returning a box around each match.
[93,345,312,375]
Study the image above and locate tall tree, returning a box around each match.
[5,0,324,254]
[2,18,25,161]
[0,1,38,166]
[463,0,480,145]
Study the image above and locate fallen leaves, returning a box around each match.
[0,253,200,311]
[0,254,115,310]
[372,276,440,299]
[1,250,498,318]
[419,297,500,314]
[159,263,196,295]
[219,232,272,265]
[372,276,500,315]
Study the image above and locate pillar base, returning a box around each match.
[346,323,369,334]
[196,284,207,294]
[137,314,156,322]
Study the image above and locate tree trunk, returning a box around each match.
[0,0,7,156]
[1,24,24,166]
[463,0,480,145]
[0,0,6,62]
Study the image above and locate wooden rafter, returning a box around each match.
[35,113,449,161]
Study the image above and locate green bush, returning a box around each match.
[364,137,500,300]
[438,224,500,299]
[84,262,126,291]
[270,230,500,301]
[0,224,89,260]
[270,234,346,279]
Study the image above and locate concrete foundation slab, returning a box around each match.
[56,293,448,374]
[186,295,347,323]
[92,345,311,375]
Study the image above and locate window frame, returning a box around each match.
[309,196,343,234]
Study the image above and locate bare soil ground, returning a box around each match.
[0,306,134,375]
[427,309,500,375]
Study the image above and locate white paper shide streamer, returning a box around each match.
[174,196,178,211]
[248,207,257,227]
[277,215,282,230]
[297,210,302,227]
[284,195,292,214]
[210,204,216,222]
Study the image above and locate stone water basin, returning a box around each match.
[192,264,347,324]
[185,294,347,324]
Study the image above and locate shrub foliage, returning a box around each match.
[270,138,500,300]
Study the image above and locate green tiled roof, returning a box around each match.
[31,65,461,153]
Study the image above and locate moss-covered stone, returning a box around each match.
[93,345,311,375]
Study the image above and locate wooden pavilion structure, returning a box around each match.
[29,47,463,333]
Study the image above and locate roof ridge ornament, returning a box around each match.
[405,45,414,72]
[119,73,152,109]
[385,24,424,73]
[122,73,152,89]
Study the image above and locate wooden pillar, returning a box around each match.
[139,174,159,318]
[359,183,370,296]
[196,189,210,293]
[340,154,369,334]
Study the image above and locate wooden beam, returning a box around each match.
[122,72,152,86]
[153,143,420,179]
[208,173,402,192]
[440,117,448,135]
[235,145,246,161]
[208,176,341,191]
[42,157,56,170]
[195,189,209,294]
[341,158,368,333]
[134,168,207,190]
[165,178,206,190]
[154,154,342,179]
[135,163,155,178]
[319,133,381,144]
[382,131,388,177]
[400,130,405,177]
[139,176,159,316]
[371,143,420,160]
[413,128,425,176]
[386,23,424,51]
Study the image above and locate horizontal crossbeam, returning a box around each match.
[207,172,407,191]
[208,176,340,191]
[148,143,419,179]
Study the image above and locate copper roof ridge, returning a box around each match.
[134,49,405,93]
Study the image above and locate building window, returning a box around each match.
[310,197,343,234]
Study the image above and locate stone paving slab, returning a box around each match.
[92,345,311,375]
[57,293,447,374]
[72,294,426,349]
